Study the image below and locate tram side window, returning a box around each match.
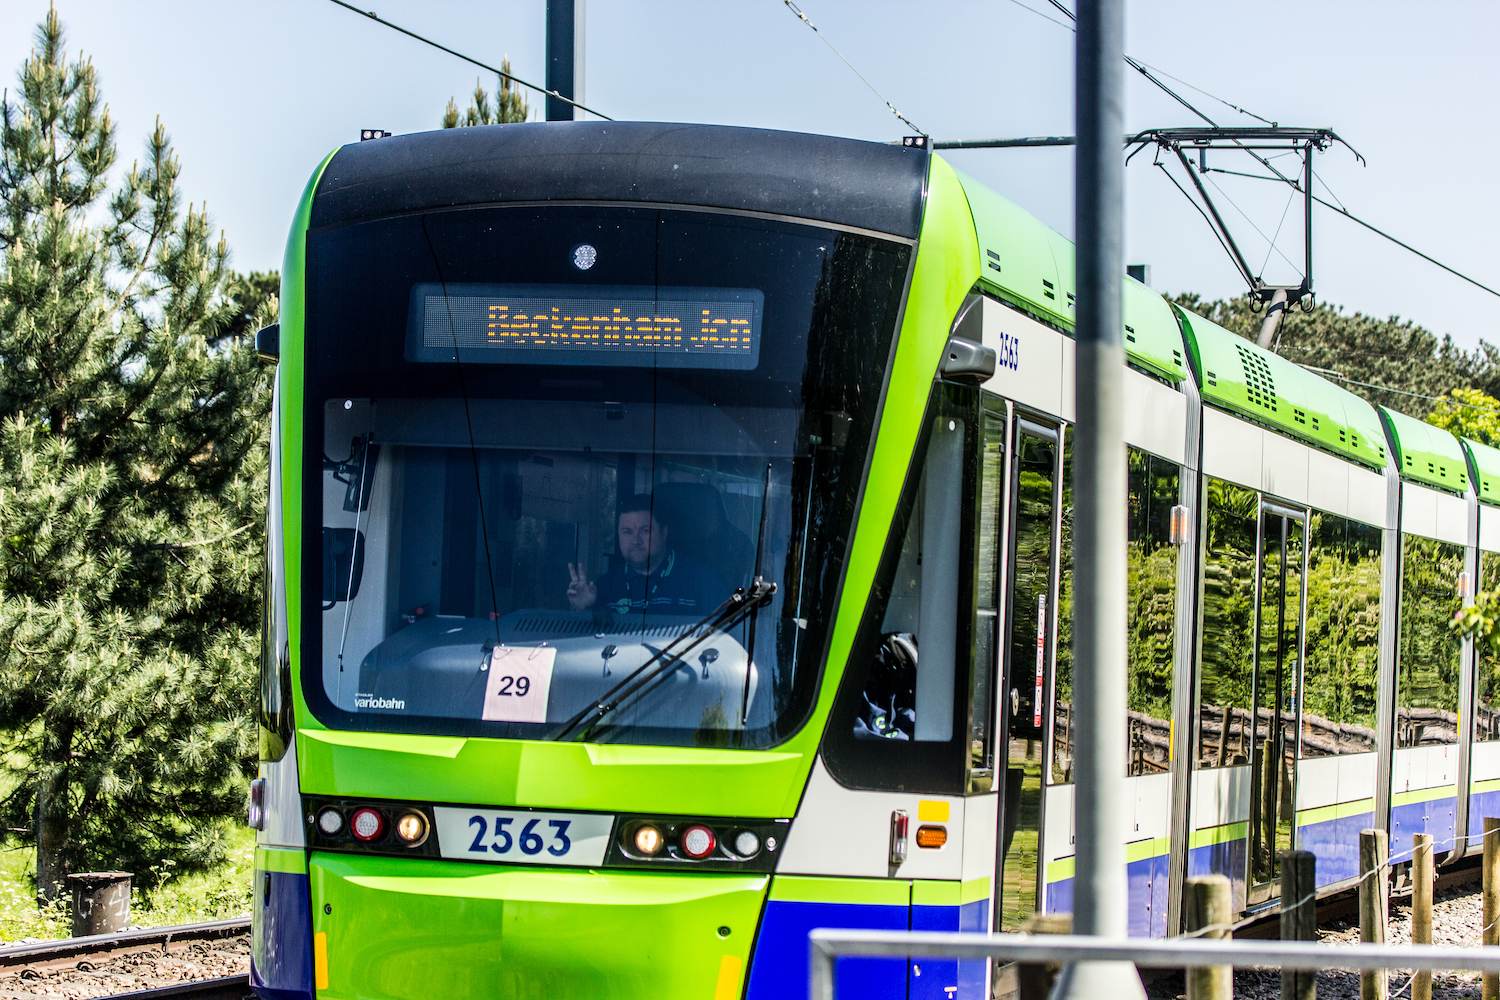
[1299,512,1382,756]
[1051,446,1179,783]
[1195,478,1258,769]
[1477,552,1500,742]
[969,408,1005,791]
[1396,534,1465,747]
[858,415,966,742]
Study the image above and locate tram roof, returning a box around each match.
[950,168,1187,383]
[1379,406,1470,494]
[308,122,929,239]
[1462,437,1500,506]
[1176,306,1388,471]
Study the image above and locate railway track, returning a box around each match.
[106,975,251,999]
[0,916,251,998]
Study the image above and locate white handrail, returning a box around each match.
[807,929,1500,1000]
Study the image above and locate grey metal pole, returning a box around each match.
[1051,0,1140,997]
[545,0,583,121]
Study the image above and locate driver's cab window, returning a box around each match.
[822,384,977,794]
[856,415,964,742]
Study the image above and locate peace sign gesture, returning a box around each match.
[567,562,597,611]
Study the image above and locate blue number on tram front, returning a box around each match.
[466,813,571,857]
[548,820,571,856]
[519,818,544,855]
[492,817,514,853]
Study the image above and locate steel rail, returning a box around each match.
[107,975,251,999]
[0,916,249,969]
[808,929,1500,1000]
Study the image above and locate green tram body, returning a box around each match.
[251,123,1492,1000]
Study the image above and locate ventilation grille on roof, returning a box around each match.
[1234,343,1278,413]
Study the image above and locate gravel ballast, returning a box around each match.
[1146,878,1490,999]
[0,931,248,998]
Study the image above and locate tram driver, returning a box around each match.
[566,495,727,616]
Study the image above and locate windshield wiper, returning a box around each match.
[550,578,778,741]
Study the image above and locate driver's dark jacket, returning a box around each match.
[592,550,727,615]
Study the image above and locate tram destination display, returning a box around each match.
[406,283,763,369]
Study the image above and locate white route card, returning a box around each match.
[482,645,555,723]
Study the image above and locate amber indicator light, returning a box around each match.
[915,825,947,849]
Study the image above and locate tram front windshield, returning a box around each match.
[305,207,910,748]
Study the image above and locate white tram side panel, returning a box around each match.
[1195,407,1389,906]
[979,295,1185,936]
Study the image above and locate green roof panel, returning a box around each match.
[1122,276,1187,383]
[952,165,1186,383]
[1462,437,1500,505]
[1381,407,1469,494]
[955,168,1068,327]
[1176,305,1387,470]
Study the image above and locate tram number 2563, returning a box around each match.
[468,815,570,856]
[432,806,615,866]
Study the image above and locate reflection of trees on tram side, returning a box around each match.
[1300,512,1382,756]
[1197,479,1259,768]
[1476,554,1500,743]
[1397,534,1465,748]
[1052,448,1177,782]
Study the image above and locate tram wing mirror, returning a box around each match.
[939,335,995,385]
[322,528,366,607]
[254,323,279,362]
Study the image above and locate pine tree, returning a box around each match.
[442,59,530,128]
[0,10,269,899]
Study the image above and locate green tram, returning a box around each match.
[249,122,1497,1000]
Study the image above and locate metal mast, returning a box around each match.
[1052,0,1145,994]
[545,0,585,121]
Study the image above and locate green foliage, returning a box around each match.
[1425,387,1500,448]
[1172,292,1495,418]
[1454,596,1495,646]
[0,10,269,897]
[0,825,253,941]
[442,60,529,128]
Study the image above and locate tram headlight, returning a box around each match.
[733,830,760,857]
[680,824,716,859]
[634,824,664,855]
[395,811,428,847]
[316,808,344,836]
[350,807,387,842]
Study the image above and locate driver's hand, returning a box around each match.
[567,563,597,611]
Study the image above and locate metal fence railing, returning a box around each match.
[807,930,1500,1000]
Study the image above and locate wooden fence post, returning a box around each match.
[1281,849,1317,1000]
[1360,828,1389,1000]
[1412,832,1434,1000]
[1184,875,1232,1000]
[1484,818,1500,1000]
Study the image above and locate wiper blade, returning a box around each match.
[550,578,778,741]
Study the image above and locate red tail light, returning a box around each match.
[680,824,717,859]
[350,807,387,841]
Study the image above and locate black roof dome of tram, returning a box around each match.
[309,121,928,239]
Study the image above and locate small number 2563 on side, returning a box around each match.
[431,807,614,866]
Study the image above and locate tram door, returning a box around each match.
[1248,504,1306,902]
[995,420,1060,930]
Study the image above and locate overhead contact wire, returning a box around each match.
[1207,167,1500,300]
[780,0,925,136]
[325,0,614,120]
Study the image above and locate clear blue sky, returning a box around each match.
[3,1,1497,351]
